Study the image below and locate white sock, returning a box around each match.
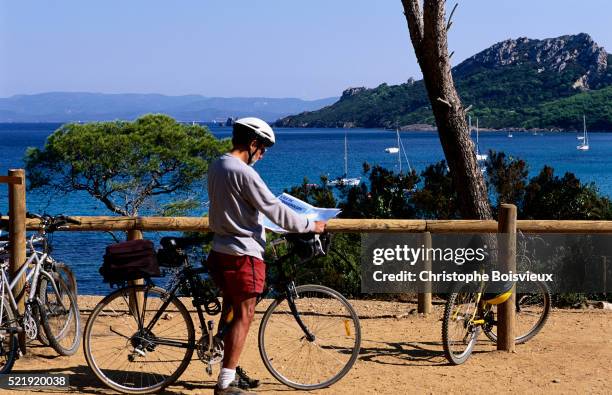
[217,368,236,389]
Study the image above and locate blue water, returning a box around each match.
[1,123,612,294]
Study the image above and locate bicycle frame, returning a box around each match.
[126,249,317,353]
[0,242,67,330]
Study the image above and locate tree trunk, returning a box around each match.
[401,0,492,220]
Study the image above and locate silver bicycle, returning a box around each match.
[0,214,81,374]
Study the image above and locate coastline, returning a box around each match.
[1,121,609,133]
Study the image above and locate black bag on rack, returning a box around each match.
[100,239,160,283]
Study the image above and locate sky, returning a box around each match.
[1,0,611,100]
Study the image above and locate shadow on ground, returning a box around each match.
[358,338,489,367]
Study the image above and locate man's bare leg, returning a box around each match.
[223,295,257,369]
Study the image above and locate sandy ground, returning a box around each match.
[5,296,611,395]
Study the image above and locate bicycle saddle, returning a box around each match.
[159,236,206,250]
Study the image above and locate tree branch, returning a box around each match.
[447,3,458,31]
[437,97,452,107]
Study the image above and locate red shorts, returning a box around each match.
[207,250,266,301]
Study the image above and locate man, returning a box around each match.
[207,117,326,394]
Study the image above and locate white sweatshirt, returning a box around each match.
[208,153,315,259]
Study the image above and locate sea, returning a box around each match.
[1,122,611,295]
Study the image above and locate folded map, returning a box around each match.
[261,193,341,233]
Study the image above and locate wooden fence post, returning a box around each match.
[127,229,145,317]
[497,204,517,352]
[8,169,27,353]
[418,231,432,314]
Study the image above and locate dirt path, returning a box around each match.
[6,297,611,394]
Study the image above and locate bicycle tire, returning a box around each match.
[258,284,361,390]
[38,272,81,356]
[484,279,551,344]
[38,262,77,347]
[83,285,195,394]
[0,295,18,374]
[442,289,481,365]
[55,262,78,297]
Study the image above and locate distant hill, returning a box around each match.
[0,92,337,123]
[277,33,612,131]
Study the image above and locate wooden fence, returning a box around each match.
[4,169,612,354]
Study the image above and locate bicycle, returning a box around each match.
[441,232,551,365]
[83,233,361,394]
[0,213,81,366]
[25,213,80,348]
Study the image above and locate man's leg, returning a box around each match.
[223,295,257,369]
[213,253,264,393]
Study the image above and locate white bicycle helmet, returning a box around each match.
[233,117,276,147]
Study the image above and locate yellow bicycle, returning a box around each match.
[441,278,550,365]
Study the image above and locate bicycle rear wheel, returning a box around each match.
[38,272,81,356]
[0,296,18,374]
[38,262,78,347]
[442,287,482,365]
[484,279,551,344]
[258,284,361,390]
[83,285,195,394]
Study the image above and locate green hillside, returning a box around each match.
[277,34,612,131]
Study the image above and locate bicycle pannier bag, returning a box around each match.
[100,239,160,283]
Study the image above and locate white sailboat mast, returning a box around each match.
[344,130,348,176]
[476,117,479,150]
[583,115,588,144]
[397,128,402,173]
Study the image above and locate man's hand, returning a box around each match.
[313,221,327,233]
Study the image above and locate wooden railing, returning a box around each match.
[8,216,612,233]
[4,169,612,354]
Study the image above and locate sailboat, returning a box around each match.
[385,146,400,154]
[576,115,590,151]
[389,128,413,174]
[475,118,488,162]
[507,132,513,138]
[328,130,361,186]
[385,128,400,153]
[395,131,417,193]
[469,116,487,173]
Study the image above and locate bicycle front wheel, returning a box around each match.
[442,287,482,365]
[83,285,195,394]
[258,284,361,390]
[484,279,551,344]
